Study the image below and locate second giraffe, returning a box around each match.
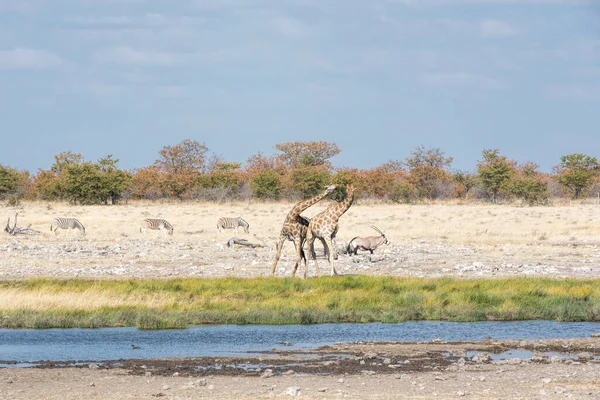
[304,183,355,278]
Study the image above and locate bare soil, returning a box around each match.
[2,201,600,279]
[2,201,600,398]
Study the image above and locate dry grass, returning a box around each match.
[2,200,600,282]
[4,199,600,245]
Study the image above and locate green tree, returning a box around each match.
[553,153,599,199]
[0,165,25,199]
[250,170,282,200]
[49,153,129,204]
[477,149,515,203]
[288,166,331,198]
[97,155,131,204]
[505,162,549,206]
[58,161,104,204]
[452,170,478,200]
[198,162,244,190]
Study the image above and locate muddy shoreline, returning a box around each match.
[5,338,599,376]
[2,339,600,399]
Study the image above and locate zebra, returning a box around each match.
[50,217,86,236]
[140,218,174,236]
[217,216,249,234]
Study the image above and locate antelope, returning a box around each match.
[347,225,389,255]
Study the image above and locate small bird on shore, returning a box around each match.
[131,344,141,350]
[279,341,292,347]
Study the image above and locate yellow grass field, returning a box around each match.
[2,200,600,280]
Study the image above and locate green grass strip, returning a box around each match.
[1,276,599,329]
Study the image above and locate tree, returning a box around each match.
[32,170,61,200]
[453,170,478,200]
[0,165,26,199]
[250,170,282,200]
[354,161,406,200]
[51,151,84,174]
[58,161,104,204]
[275,141,341,169]
[477,149,515,203]
[198,162,244,191]
[404,146,453,170]
[97,155,131,204]
[128,166,163,199]
[553,153,599,199]
[154,139,209,174]
[47,153,130,204]
[289,166,331,198]
[244,152,281,175]
[153,139,210,199]
[505,162,549,206]
[404,146,453,200]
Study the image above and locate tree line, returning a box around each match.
[0,139,599,206]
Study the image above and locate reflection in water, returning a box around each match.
[0,321,598,364]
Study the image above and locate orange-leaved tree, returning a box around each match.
[153,139,209,199]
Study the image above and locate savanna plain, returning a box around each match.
[1,200,600,399]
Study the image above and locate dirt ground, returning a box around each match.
[2,201,600,399]
[2,200,600,279]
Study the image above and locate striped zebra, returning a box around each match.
[140,218,174,236]
[217,216,249,234]
[50,217,86,236]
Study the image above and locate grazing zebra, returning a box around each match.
[140,218,174,236]
[217,216,249,234]
[50,217,86,236]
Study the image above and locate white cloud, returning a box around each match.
[0,48,65,69]
[480,19,518,38]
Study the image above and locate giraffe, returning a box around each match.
[304,183,355,278]
[271,184,337,277]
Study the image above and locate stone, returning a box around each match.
[471,352,490,363]
[285,387,301,397]
[261,369,274,379]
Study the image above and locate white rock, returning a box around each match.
[285,387,301,396]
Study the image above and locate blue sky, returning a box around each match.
[1,0,599,174]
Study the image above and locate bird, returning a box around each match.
[131,343,141,350]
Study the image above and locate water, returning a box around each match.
[0,321,598,365]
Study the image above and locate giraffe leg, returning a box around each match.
[292,239,304,278]
[312,238,321,278]
[323,237,338,276]
[271,236,286,276]
[304,234,317,279]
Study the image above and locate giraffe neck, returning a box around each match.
[328,188,354,221]
[289,189,331,217]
